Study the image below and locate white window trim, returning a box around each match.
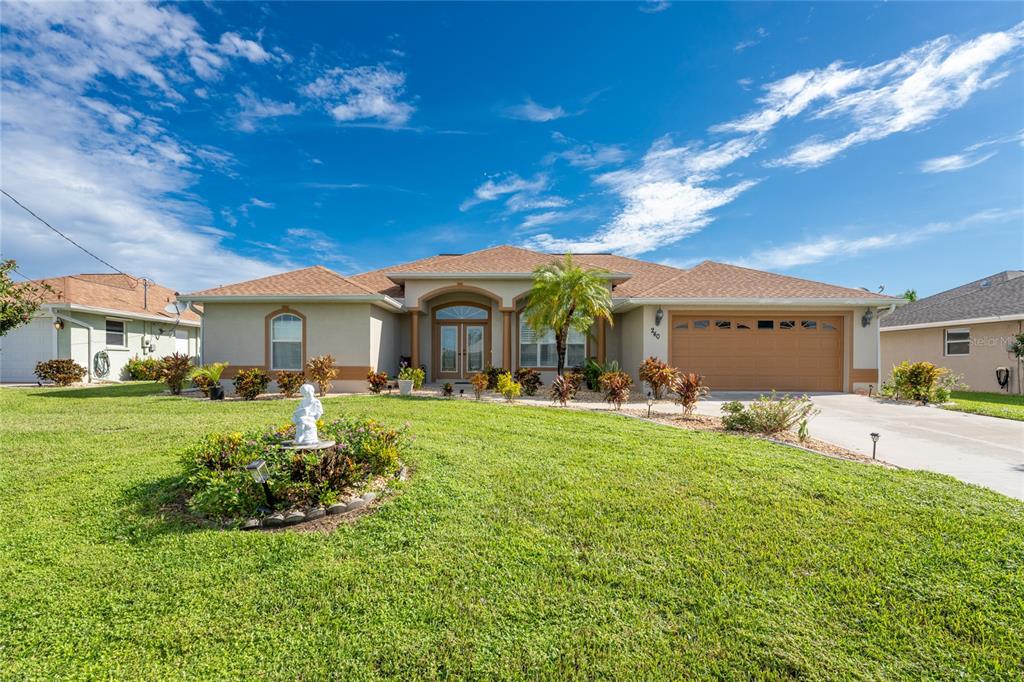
[104,317,127,349]
[270,313,303,371]
[518,318,586,368]
[944,327,971,356]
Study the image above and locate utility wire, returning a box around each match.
[1,188,138,285]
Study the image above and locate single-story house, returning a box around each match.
[0,273,200,383]
[178,245,900,394]
[881,271,1024,393]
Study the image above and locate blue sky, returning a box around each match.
[2,2,1022,295]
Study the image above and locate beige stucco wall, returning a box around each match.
[404,278,531,309]
[881,320,1023,393]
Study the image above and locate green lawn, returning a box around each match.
[944,390,1024,421]
[2,384,1023,679]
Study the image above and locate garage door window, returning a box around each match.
[105,319,125,346]
[822,321,837,331]
[715,320,731,329]
[945,328,970,356]
[801,320,817,330]
[757,320,774,330]
[693,320,709,329]
[779,320,795,330]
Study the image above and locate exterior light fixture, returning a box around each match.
[53,318,64,331]
[654,308,664,327]
[869,432,880,460]
[647,391,654,418]
[861,308,874,327]
[245,459,275,509]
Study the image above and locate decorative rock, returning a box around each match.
[306,507,326,520]
[240,518,261,531]
[284,510,306,525]
[326,502,348,515]
[396,466,409,481]
[263,513,285,528]
[345,498,367,513]
[361,492,377,502]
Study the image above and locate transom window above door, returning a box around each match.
[436,305,488,319]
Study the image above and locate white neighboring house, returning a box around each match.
[0,273,200,383]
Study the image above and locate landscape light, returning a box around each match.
[870,433,880,460]
[647,391,654,418]
[245,459,275,509]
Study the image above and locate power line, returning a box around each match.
[1,188,138,285]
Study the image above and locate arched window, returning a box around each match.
[519,317,586,368]
[270,313,303,370]
[436,305,488,320]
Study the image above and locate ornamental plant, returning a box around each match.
[275,370,305,398]
[305,354,336,396]
[124,355,163,381]
[671,372,709,417]
[513,367,542,396]
[398,365,425,389]
[159,353,193,395]
[441,382,454,397]
[233,367,270,400]
[496,372,521,402]
[889,361,947,403]
[638,356,677,400]
[34,358,87,386]
[484,365,507,390]
[191,362,228,397]
[0,259,54,336]
[599,370,632,410]
[367,370,389,394]
[469,372,489,400]
[549,374,577,406]
[721,392,819,435]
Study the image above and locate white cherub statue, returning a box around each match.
[292,383,324,445]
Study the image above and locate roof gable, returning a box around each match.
[882,271,1024,327]
[184,265,379,298]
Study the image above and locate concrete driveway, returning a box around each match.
[693,392,1024,500]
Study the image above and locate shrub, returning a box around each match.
[566,369,585,394]
[496,372,521,402]
[159,353,193,395]
[305,354,336,396]
[484,365,507,390]
[398,365,425,389]
[671,372,709,417]
[639,357,677,400]
[583,358,604,390]
[599,370,632,410]
[931,371,966,404]
[1011,332,1024,361]
[439,382,454,397]
[367,370,389,394]
[190,363,228,397]
[889,361,948,403]
[125,355,163,381]
[34,358,87,386]
[514,368,542,396]
[721,392,820,435]
[275,370,305,398]
[470,372,489,399]
[550,374,577,406]
[233,367,270,400]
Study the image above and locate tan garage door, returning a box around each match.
[669,314,844,392]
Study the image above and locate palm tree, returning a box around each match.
[521,254,614,377]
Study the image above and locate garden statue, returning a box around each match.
[292,383,324,445]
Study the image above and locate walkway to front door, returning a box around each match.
[432,303,491,381]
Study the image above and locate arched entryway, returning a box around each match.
[432,302,491,381]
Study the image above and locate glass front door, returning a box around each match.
[433,303,491,381]
[465,325,484,374]
[439,325,459,375]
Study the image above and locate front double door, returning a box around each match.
[436,323,487,380]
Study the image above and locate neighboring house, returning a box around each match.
[881,271,1024,394]
[178,245,899,394]
[0,274,200,383]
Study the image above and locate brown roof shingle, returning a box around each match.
[27,274,200,322]
[184,265,381,298]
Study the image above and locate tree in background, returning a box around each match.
[903,289,918,302]
[521,254,613,377]
[0,259,54,336]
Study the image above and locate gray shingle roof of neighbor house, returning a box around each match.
[881,271,1024,328]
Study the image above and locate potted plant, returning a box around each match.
[397,365,424,396]
[191,362,229,400]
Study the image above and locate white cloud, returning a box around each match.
[233,87,299,132]
[638,1,671,13]
[919,129,1023,173]
[715,22,1024,168]
[0,1,282,290]
[732,209,1019,270]
[505,194,570,212]
[460,174,550,211]
[527,135,759,255]
[216,31,272,63]
[239,197,275,217]
[502,98,569,122]
[734,27,769,53]
[545,136,628,169]
[302,65,415,127]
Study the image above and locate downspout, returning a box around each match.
[875,304,897,390]
[188,302,204,365]
[52,307,96,383]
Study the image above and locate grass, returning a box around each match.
[943,390,1024,421]
[2,384,1023,679]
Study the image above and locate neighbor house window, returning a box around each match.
[271,313,303,370]
[945,328,970,356]
[105,319,125,346]
[519,318,585,368]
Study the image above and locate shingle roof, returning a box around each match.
[881,271,1024,327]
[183,245,897,303]
[184,265,381,298]
[26,274,200,322]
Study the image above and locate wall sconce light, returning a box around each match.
[53,318,65,331]
[654,308,664,327]
[861,308,873,327]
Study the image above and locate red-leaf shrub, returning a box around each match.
[34,359,87,386]
[233,368,270,400]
